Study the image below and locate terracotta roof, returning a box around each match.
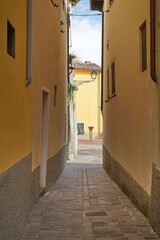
[73,61,101,71]
[90,0,104,11]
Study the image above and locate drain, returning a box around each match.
[85,211,107,217]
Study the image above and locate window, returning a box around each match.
[54,85,57,107]
[77,123,84,135]
[64,113,67,143]
[107,39,109,50]
[7,20,15,58]
[111,60,116,96]
[140,21,147,72]
[105,67,110,103]
[63,0,65,10]
[107,67,110,99]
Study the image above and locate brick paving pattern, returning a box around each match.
[24,142,159,240]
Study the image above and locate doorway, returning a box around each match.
[40,90,49,188]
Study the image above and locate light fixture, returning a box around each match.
[91,70,97,80]
[73,70,98,87]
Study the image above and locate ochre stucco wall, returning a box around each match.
[157,1,160,168]
[31,0,67,170]
[103,0,158,195]
[75,69,102,134]
[0,0,31,173]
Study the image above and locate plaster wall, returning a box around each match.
[31,0,67,170]
[75,69,102,134]
[157,0,160,167]
[103,0,158,195]
[0,0,31,173]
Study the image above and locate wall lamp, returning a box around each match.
[91,70,97,80]
[74,70,98,87]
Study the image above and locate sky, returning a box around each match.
[71,0,102,66]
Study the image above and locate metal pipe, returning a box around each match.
[26,0,32,86]
[101,11,104,111]
[150,0,157,82]
[67,6,70,84]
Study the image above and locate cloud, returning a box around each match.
[71,0,102,66]
[72,0,91,14]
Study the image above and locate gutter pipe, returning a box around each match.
[150,0,157,82]
[26,0,32,86]
[101,11,104,111]
[67,6,70,84]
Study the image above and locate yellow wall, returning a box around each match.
[31,0,67,170]
[0,0,31,173]
[75,69,102,134]
[103,0,158,195]
[157,1,160,167]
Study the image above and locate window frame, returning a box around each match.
[140,21,147,72]
[54,85,57,107]
[7,20,15,58]
[111,60,116,96]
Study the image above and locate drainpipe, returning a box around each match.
[26,0,32,86]
[101,11,104,111]
[67,5,70,85]
[150,0,157,82]
[67,4,70,144]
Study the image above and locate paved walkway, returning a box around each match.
[24,141,159,240]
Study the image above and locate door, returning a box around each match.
[40,90,49,188]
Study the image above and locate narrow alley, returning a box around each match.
[24,140,158,240]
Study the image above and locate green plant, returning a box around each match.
[69,53,77,63]
[68,83,78,105]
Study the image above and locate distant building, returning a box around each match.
[91,0,160,236]
[73,61,102,137]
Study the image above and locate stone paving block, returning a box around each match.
[24,142,159,240]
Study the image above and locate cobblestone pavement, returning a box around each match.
[24,141,159,240]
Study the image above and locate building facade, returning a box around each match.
[30,0,68,197]
[0,0,78,239]
[74,61,102,136]
[0,1,31,239]
[90,0,160,235]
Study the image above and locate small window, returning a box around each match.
[140,21,147,72]
[107,39,109,50]
[111,60,116,96]
[7,20,15,58]
[107,67,110,99]
[63,0,65,10]
[54,85,57,107]
[77,123,84,135]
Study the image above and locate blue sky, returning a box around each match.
[71,0,102,66]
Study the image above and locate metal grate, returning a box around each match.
[85,211,107,217]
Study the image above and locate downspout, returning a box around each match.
[26,0,32,86]
[101,11,104,111]
[150,0,157,82]
[67,5,70,143]
[67,5,70,85]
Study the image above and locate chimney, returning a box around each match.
[85,61,91,64]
